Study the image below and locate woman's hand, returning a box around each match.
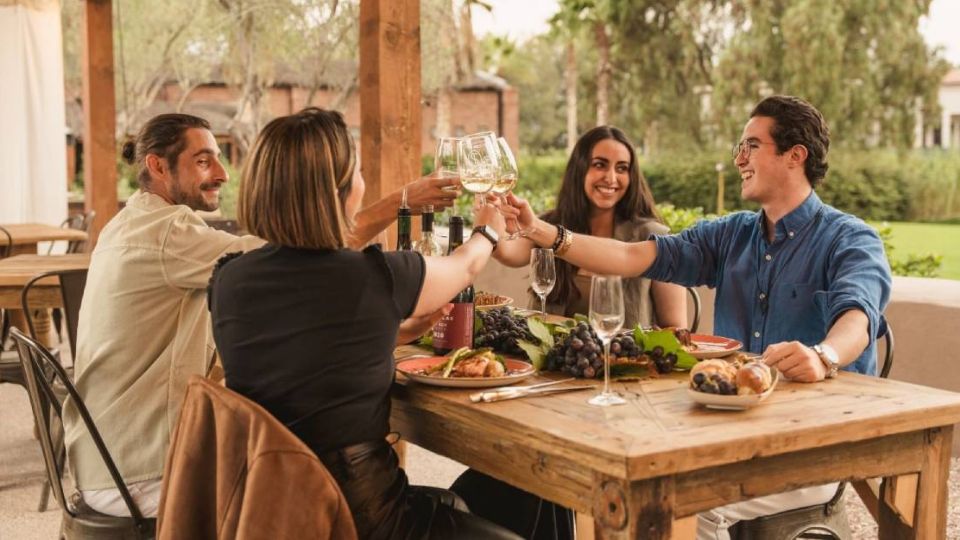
[405,173,462,212]
[398,304,453,345]
[505,193,537,233]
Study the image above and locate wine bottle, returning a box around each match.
[433,216,475,354]
[396,187,412,251]
[413,205,442,256]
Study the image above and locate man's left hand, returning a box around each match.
[762,341,827,382]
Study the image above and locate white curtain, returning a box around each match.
[0,0,67,225]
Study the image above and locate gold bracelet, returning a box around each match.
[555,228,574,257]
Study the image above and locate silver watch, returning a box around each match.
[812,343,840,379]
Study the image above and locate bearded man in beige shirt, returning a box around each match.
[64,113,462,518]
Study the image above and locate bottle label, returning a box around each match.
[433,303,474,351]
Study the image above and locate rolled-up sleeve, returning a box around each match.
[814,219,892,343]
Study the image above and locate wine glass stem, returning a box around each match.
[474,193,483,207]
[603,340,611,395]
[540,295,546,318]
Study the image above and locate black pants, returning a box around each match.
[319,441,520,540]
[450,469,575,540]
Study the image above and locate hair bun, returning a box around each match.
[121,141,136,164]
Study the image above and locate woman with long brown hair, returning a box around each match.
[495,125,686,329]
[208,108,518,539]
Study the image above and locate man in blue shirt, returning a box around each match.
[499,95,892,538]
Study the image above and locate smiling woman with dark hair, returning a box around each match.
[495,125,686,330]
[208,107,518,540]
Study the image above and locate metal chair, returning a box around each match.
[47,211,95,255]
[729,320,895,540]
[11,327,156,539]
[22,269,88,358]
[687,287,701,333]
[0,226,13,351]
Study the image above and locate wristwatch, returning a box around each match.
[471,225,499,251]
[812,343,840,379]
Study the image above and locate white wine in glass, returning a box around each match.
[530,248,556,318]
[588,275,626,407]
[458,134,498,205]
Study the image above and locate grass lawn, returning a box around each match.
[872,221,960,281]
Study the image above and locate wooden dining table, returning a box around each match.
[0,254,91,347]
[392,344,960,539]
[1,223,88,256]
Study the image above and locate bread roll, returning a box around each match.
[736,362,772,395]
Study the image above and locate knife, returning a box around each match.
[471,385,595,403]
[469,378,574,402]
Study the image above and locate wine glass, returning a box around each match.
[458,133,498,206]
[588,275,626,407]
[493,137,525,240]
[435,137,461,214]
[530,248,555,318]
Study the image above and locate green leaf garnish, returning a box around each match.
[516,339,546,371]
[526,317,554,347]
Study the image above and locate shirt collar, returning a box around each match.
[128,190,175,211]
[758,190,823,242]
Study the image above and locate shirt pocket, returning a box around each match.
[782,283,825,341]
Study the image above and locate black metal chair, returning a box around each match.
[11,327,156,539]
[47,211,96,255]
[687,287,702,333]
[22,269,88,359]
[0,225,13,352]
[729,320,895,540]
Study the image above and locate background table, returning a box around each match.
[392,345,960,539]
[1,223,87,256]
[0,254,91,347]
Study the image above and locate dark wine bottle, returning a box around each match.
[396,187,412,251]
[433,216,475,354]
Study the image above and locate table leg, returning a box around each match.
[592,475,677,539]
[878,426,951,540]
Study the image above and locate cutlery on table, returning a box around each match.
[470,383,595,403]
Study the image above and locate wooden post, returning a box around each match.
[81,0,118,246]
[359,0,422,249]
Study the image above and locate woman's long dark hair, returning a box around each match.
[544,126,661,306]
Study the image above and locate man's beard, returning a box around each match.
[170,174,220,212]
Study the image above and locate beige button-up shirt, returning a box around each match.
[64,191,265,490]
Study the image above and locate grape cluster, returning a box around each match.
[475,307,537,356]
[648,346,679,374]
[691,371,736,395]
[545,322,645,379]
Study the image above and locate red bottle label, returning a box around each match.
[433,303,474,352]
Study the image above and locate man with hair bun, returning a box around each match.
[63,113,268,518]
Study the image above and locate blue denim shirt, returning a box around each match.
[645,191,892,375]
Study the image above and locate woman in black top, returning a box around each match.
[208,108,517,540]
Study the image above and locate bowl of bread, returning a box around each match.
[687,356,777,410]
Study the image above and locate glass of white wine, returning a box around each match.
[588,275,626,407]
[435,137,462,214]
[458,133,498,206]
[530,248,555,318]
[493,137,525,240]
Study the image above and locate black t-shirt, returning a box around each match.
[209,244,425,455]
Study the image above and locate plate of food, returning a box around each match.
[687,358,778,410]
[682,333,743,359]
[475,291,514,310]
[396,348,535,388]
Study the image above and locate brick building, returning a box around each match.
[65,68,518,185]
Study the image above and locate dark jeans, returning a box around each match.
[450,469,575,540]
[319,441,520,540]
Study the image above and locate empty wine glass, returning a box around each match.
[588,275,626,407]
[493,137,525,240]
[530,248,555,318]
[458,133,498,206]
